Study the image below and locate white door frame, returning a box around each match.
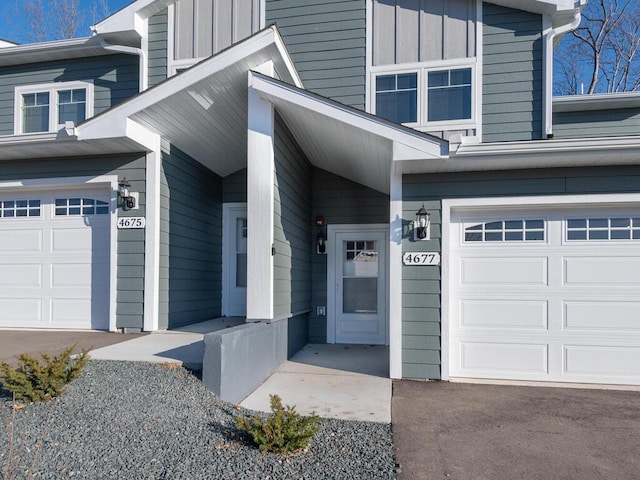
[222,202,247,316]
[327,223,389,344]
[442,192,640,381]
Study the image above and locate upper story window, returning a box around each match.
[14,81,94,134]
[372,61,475,130]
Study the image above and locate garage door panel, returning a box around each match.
[0,229,42,252]
[0,264,42,287]
[0,299,42,322]
[460,257,548,285]
[564,301,640,332]
[564,257,640,285]
[51,263,92,287]
[459,342,548,374]
[51,298,93,323]
[460,299,548,329]
[51,228,95,253]
[564,345,640,377]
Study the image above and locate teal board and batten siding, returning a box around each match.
[148,9,168,88]
[401,166,640,379]
[553,108,640,138]
[372,0,476,66]
[482,3,543,142]
[173,0,260,60]
[0,54,139,135]
[310,168,389,343]
[0,155,146,330]
[159,140,223,330]
[266,0,366,109]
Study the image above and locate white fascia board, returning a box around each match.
[79,27,283,138]
[0,132,61,145]
[554,93,640,112]
[0,37,93,60]
[272,29,303,88]
[249,72,448,159]
[93,0,175,35]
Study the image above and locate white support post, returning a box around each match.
[247,73,275,321]
[143,133,161,331]
[389,164,403,379]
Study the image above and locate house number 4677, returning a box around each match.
[402,252,440,266]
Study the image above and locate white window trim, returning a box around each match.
[371,58,477,131]
[14,81,94,135]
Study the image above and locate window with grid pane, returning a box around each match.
[58,89,86,125]
[375,73,418,124]
[22,92,50,133]
[427,68,472,122]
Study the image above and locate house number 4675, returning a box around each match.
[402,252,440,266]
[117,217,146,229]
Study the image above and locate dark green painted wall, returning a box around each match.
[159,140,223,329]
[0,154,146,330]
[553,107,640,138]
[148,9,168,88]
[273,114,312,320]
[402,165,640,380]
[310,167,389,343]
[0,54,139,135]
[266,0,366,109]
[482,3,543,142]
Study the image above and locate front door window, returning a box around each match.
[342,240,378,314]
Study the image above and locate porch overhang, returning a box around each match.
[78,26,302,178]
[248,72,449,194]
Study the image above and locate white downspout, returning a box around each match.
[99,39,148,92]
[543,10,582,138]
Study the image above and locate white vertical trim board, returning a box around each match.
[143,134,161,331]
[475,0,483,140]
[389,169,403,378]
[246,79,275,320]
[166,4,175,78]
[365,0,373,114]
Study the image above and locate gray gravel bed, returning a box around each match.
[0,361,396,479]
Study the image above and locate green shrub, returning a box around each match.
[0,346,89,403]
[236,394,320,454]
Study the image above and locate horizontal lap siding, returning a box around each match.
[0,154,146,329]
[160,140,223,329]
[0,54,139,135]
[482,3,543,142]
[222,168,247,203]
[266,0,366,109]
[402,165,640,380]
[148,9,168,88]
[310,168,389,342]
[553,108,640,138]
[273,114,312,320]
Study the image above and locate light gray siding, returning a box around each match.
[402,166,640,380]
[174,0,260,60]
[266,0,366,109]
[482,3,543,142]
[372,0,476,66]
[0,54,139,136]
[553,108,640,138]
[310,168,389,343]
[148,9,168,87]
[273,114,312,320]
[0,154,146,330]
[159,140,223,329]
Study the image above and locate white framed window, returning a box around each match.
[14,81,94,134]
[54,197,109,216]
[566,217,640,241]
[372,59,476,130]
[464,219,546,243]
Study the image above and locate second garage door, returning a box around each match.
[0,188,110,330]
[449,204,640,385]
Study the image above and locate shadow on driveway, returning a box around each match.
[0,330,145,367]
[392,380,640,480]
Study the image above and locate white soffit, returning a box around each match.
[79,27,300,178]
[249,72,448,194]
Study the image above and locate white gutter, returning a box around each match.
[99,39,148,92]
[543,7,582,137]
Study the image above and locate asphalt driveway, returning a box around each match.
[392,380,640,480]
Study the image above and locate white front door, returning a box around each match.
[223,204,247,316]
[329,226,388,344]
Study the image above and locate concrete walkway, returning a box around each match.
[241,344,391,423]
[89,317,244,369]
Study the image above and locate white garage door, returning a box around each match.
[0,188,110,329]
[449,205,640,385]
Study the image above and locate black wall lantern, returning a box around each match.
[414,205,430,241]
[315,215,327,254]
[118,177,136,210]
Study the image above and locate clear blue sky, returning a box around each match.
[0,0,134,44]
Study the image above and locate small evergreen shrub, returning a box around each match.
[236,394,320,454]
[0,345,89,403]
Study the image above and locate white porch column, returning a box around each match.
[389,164,403,379]
[143,133,161,331]
[247,75,275,321]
